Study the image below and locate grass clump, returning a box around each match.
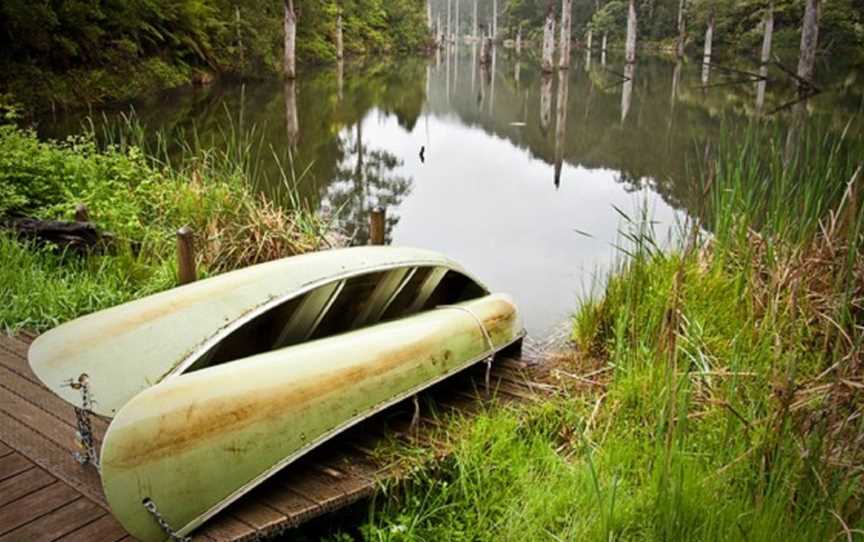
[0,119,329,332]
[357,122,863,541]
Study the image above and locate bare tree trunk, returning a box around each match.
[601,33,607,65]
[761,1,773,64]
[447,0,452,43]
[489,44,497,113]
[427,1,433,31]
[587,29,593,50]
[797,0,819,85]
[493,0,498,38]
[473,0,479,39]
[336,11,344,61]
[516,25,522,55]
[480,34,489,65]
[541,6,556,72]
[437,14,443,48]
[703,10,714,60]
[456,0,461,41]
[559,0,573,68]
[625,0,638,63]
[676,0,687,58]
[283,0,296,79]
[756,64,768,113]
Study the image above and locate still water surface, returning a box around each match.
[42,48,864,337]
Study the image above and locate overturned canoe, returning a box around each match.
[102,293,522,541]
[29,246,491,417]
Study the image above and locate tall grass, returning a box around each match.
[0,112,333,332]
[357,121,863,541]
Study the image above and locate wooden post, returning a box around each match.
[369,207,386,245]
[74,203,90,223]
[177,227,197,285]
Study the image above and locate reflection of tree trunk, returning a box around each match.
[456,0,461,41]
[587,29,593,51]
[797,0,820,86]
[621,63,634,123]
[559,0,572,68]
[625,0,638,63]
[761,2,773,64]
[515,60,521,90]
[516,25,522,55]
[337,60,344,102]
[489,45,497,114]
[447,0,452,43]
[471,42,477,93]
[336,12,344,60]
[540,73,553,134]
[542,7,556,72]
[454,39,460,92]
[671,58,682,107]
[554,72,570,188]
[676,0,687,58]
[283,0,296,79]
[427,0,433,31]
[355,122,364,185]
[446,40,451,103]
[585,48,591,71]
[285,79,299,146]
[756,64,768,113]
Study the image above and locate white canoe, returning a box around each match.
[28,247,490,417]
[101,293,523,541]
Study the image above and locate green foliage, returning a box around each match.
[0,1,432,111]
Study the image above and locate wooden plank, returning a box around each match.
[0,454,32,482]
[0,411,107,509]
[0,497,103,542]
[0,481,78,536]
[0,442,11,458]
[0,336,30,364]
[0,364,109,440]
[60,514,129,542]
[196,514,256,542]
[255,481,319,528]
[228,499,286,534]
[0,385,83,457]
[284,468,374,515]
[0,466,55,508]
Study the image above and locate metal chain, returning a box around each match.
[64,374,100,469]
[143,498,191,542]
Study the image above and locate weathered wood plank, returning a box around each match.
[0,466,55,508]
[256,480,319,528]
[60,514,130,542]
[0,411,107,509]
[0,497,103,542]
[0,384,83,457]
[0,481,78,536]
[228,499,286,533]
[0,454,32,482]
[196,514,256,542]
[0,442,11,458]
[0,364,109,440]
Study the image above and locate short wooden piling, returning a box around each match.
[74,203,90,223]
[369,207,386,245]
[176,226,197,285]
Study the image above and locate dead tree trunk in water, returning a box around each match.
[541,5,556,72]
[797,0,820,86]
[284,79,299,146]
[761,2,774,64]
[559,0,573,68]
[283,0,296,79]
[554,73,570,187]
[625,0,638,63]
[676,0,687,58]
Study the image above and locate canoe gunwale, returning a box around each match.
[172,328,526,538]
[161,259,488,387]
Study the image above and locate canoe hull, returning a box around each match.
[100,294,523,541]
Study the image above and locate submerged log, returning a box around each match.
[2,217,107,253]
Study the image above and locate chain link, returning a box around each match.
[64,373,100,469]
[143,498,192,542]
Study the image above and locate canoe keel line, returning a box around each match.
[27,247,525,541]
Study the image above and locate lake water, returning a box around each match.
[40,47,864,338]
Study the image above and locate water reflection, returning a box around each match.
[39,51,864,336]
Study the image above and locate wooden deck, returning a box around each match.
[0,334,544,541]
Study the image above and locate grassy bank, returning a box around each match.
[0,108,329,332]
[353,123,863,540]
